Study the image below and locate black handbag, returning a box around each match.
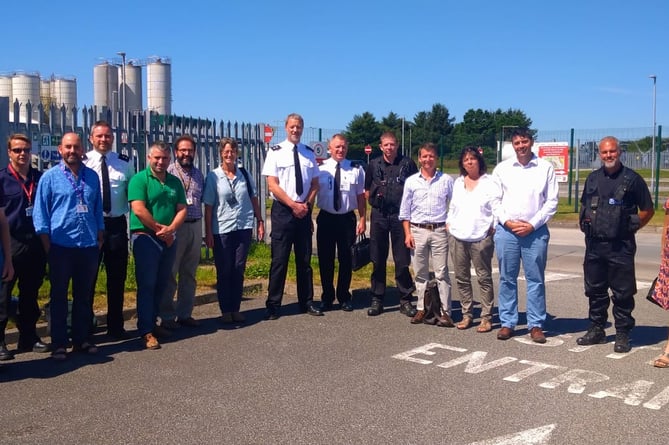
[351,234,371,271]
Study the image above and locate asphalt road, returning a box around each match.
[1,226,668,444]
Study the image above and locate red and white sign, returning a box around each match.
[364,144,372,155]
[263,125,274,143]
[537,142,569,183]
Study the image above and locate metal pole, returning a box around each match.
[117,51,127,129]
[650,75,657,191]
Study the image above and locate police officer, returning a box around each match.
[365,131,418,317]
[83,120,134,339]
[261,113,322,319]
[316,134,366,312]
[577,136,654,353]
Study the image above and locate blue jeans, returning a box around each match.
[48,244,99,349]
[494,224,549,329]
[132,233,177,336]
[213,229,252,314]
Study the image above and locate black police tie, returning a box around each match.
[101,154,111,214]
[293,145,303,196]
[333,162,341,211]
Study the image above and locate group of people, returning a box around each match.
[0,122,211,359]
[0,113,665,365]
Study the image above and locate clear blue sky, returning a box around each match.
[2,0,667,132]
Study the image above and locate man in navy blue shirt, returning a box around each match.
[33,132,104,361]
[0,134,48,360]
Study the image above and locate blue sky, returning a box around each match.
[2,0,667,133]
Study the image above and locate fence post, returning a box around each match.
[655,125,663,208]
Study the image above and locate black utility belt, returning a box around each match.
[411,222,446,230]
[184,219,201,223]
[320,210,354,217]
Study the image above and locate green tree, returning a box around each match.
[410,103,455,159]
[343,112,381,160]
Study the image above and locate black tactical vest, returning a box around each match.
[579,167,635,239]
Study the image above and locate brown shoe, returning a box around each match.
[476,319,493,333]
[411,310,426,324]
[436,313,455,327]
[456,316,473,330]
[530,327,547,344]
[143,333,161,350]
[497,327,514,340]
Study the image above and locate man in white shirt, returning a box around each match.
[399,142,454,326]
[315,134,366,312]
[492,128,558,343]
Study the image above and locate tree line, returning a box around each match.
[342,103,532,166]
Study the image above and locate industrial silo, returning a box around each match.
[0,74,12,114]
[123,61,143,113]
[12,72,40,123]
[40,78,52,110]
[147,57,171,115]
[93,61,118,112]
[51,76,78,127]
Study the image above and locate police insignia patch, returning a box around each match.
[271,144,282,151]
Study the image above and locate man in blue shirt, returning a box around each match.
[33,132,104,361]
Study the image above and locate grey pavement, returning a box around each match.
[1,226,668,444]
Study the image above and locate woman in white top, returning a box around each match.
[446,147,499,332]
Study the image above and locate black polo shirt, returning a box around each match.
[0,166,42,241]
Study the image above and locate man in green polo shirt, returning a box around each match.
[128,141,187,350]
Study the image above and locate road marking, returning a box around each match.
[467,424,556,445]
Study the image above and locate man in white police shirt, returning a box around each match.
[315,134,366,312]
[261,113,322,320]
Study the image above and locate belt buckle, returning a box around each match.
[425,223,434,231]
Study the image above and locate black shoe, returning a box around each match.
[305,303,324,316]
[0,343,13,361]
[107,329,131,340]
[576,325,606,346]
[614,331,631,353]
[264,308,280,320]
[321,301,334,312]
[399,302,417,317]
[367,300,383,316]
[16,340,50,354]
[341,301,354,312]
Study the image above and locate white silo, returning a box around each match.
[40,78,52,110]
[0,74,12,114]
[123,61,143,113]
[93,62,118,112]
[51,76,78,127]
[12,72,41,123]
[147,57,171,115]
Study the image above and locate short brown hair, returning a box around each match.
[7,133,31,150]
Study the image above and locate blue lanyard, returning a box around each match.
[60,163,85,204]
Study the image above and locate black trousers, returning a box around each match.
[583,237,637,332]
[0,236,47,346]
[369,208,415,304]
[316,210,356,304]
[90,216,129,333]
[266,201,314,310]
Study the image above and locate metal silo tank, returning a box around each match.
[11,72,41,123]
[123,61,143,113]
[40,78,52,110]
[147,58,171,115]
[0,75,12,114]
[93,62,118,111]
[51,76,78,127]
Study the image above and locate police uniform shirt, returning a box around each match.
[581,165,654,219]
[364,154,418,209]
[83,150,134,217]
[316,158,365,214]
[261,140,319,202]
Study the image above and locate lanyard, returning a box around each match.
[7,164,35,205]
[60,163,85,204]
[174,163,193,194]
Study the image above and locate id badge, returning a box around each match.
[25,206,33,217]
[187,197,194,206]
[76,204,88,213]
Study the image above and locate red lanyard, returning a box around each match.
[7,164,35,205]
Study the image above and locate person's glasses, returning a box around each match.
[10,148,31,154]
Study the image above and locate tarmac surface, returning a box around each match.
[1,225,668,444]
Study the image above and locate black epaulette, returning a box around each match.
[304,145,314,152]
[271,144,282,151]
[118,153,129,162]
[82,153,88,160]
[350,161,362,168]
